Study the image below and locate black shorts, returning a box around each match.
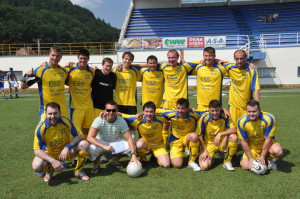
[118,105,137,114]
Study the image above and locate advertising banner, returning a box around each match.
[120,39,142,49]
[163,37,187,48]
[205,36,226,48]
[143,38,163,49]
[187,37,205,48]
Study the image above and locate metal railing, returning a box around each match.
[0,42,117,56]
[260,33,300,47]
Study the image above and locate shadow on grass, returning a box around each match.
[277,148,294,173]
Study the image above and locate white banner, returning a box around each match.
[205,36,226,48]
[163,37,187,49]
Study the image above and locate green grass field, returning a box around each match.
[0,89,299,199]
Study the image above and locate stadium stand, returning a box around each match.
[123,1,300,47]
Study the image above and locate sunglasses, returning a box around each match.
[106,109,117,112]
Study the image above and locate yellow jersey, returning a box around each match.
[137,67,164,107]
[123,114,167,145]
[191,63,227,107]
[237,112,276,149]
[224,63,260,109]
[113,66,140,106]
[33,116,83,157]
[158,62,195,102]
[66,64,95,109]
[33,63,68,117]
[197,112,235,145]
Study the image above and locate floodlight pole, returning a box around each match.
[33,38,42,55]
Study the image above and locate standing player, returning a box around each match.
[198,100,238,171]
[136,55,164,108]
[160,98,204,171]
[32,102,90,182]
[92,57,116,118]
[6,67,19,98]
[122,101,170,168]
[113,51,140,114]
[87,100,140,173]
[21,46,68,121]
[237,100,283,171]
[223,49,260,125]
[0,70,7,99]
[65,49,95,137]
[191,47,227,111]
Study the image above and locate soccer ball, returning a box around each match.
[250,160,267,175]
[126,162,143,178]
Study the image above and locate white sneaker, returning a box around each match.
[188,162,201,171]
[268,159,278,171]
[223,162,235,171]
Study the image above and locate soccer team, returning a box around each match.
[21,46,283,182]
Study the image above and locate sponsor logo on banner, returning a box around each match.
[163,38,187,48]
[187,37,205,48]
[205,36,226,48]
[121,39,142,49]
[143,39,163,49]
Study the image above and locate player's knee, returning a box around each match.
[241,161,250,170]
[136,140,144,149]
[199,161,210,171]
[32,161,42,172]
[160,161,171,168]
[229,134,238,142]
[271,145,283,158]
[189,133,199,142]
[171,161,182,169]
[78,140,90,151]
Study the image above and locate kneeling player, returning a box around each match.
[198,100,238,171]
[123,101,170,168]
[238,100,283,171]
[32,102,90,182]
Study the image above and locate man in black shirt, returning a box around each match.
[92,58,117,118]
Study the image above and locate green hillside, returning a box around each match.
[0,0,120,43]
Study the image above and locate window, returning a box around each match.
[257,67,276,78]
[298,67,300,77]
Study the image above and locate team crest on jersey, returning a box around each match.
[59,128,66,135]
[176,66,182,73]
[84,74,91,79]
[57,72,65,77]
[156,73,163,78]
[152,124,159,130]
[258,125,265,131]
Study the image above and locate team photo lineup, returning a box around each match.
[19,45,283,182]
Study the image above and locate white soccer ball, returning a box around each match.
[250,160,267,175]
[127,162,143,178]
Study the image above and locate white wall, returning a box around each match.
[1,47,299,89]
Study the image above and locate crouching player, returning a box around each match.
[123,101,170,168]
[32,102,90,182]
[238,99,283,171]
[198,100,238,171]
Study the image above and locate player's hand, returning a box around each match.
[104,145,115,152]
[26,68,34,76]
[216,59,228,65]
[65,62,75,68]
[99,111,108,118]
[249,158,255,169]
[59,147,69,161]
[136,113,143,120]
[115,64,122,71]
[222,108,231,120]
[40,62,47,67]
[256,157,266,165]
[213,133,221,146]
[130,155,142,166]
[199,151,209,161]
[51,159,65,171]
[93,65,99,70]
[249,63,256,69]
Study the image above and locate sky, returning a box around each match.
[70,0,131,29]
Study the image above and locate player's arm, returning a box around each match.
[59,134,84,161]
[253,90,260,102]
[34,149,65,171]
[123,130,141,165]
[240,138,254,164]
[213,127,236,146]
[257,136,272,165]
[20,68,40,89]
[87,127,114,152]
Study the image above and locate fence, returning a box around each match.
[0,42,117,56]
